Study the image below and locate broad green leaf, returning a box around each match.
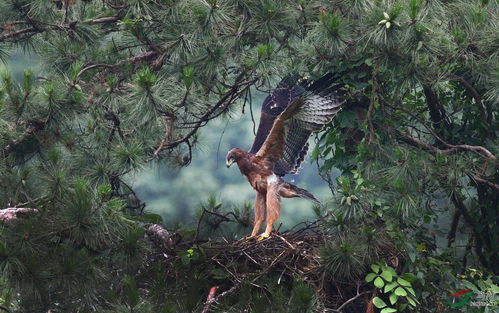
[384,282,397,293]
[395,287,407,296]
[374,277,385,288]
[407,296,417,307]
[372,297,387,308]
[401,273,417,283]
[389,293,398,305]
[365,273,377,282]
[397,277,411,287]
[371,264,380,273]
[381,308,397,313]
[461,280,477,290]
[406,287,416,296]
[381,270,393,282]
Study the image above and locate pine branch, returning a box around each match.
[382,100,496,160]
[148,74,259,159]
[0,27,39,41]
[467,173,499,191]
[2,119,47,157]
[447,73,488,123]
[0,208,38,222]
[86,16,119,24]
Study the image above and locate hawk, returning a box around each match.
[226,75,344,239]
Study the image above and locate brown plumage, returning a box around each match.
[226,75,344,239]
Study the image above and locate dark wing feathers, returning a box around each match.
[273,121,310,175]
[251,73,344,176]
[249,76,305,154]
[272,94,343,175]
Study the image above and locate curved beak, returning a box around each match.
[226,159,234,168]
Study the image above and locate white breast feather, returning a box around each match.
[267,174,279,185]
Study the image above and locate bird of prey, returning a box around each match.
[226,75,344,239]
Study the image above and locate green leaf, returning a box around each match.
[310,145,320,161]
[371,264,380,273]
[180,254,190,266]
[374,277,385,288]
[406,287,416,296]
[397,277,411,287]
[461,280,477,290]
[400,273,417,283]
[182,65,195,89]
[407,296,417,307]
[372,297,387,308]
[389,293,398,305]
[384,282,397,293]
[366,273,377,282]
[395,287,407,296]
[380,308,397,313]
[381,270,393,282]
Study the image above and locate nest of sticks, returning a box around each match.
[145,221,399,313]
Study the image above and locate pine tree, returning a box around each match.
[1,1,497,312]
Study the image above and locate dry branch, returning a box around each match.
[0,208,38,222]
[383,100,496,160]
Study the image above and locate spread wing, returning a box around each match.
[249,76,304,154]
[256,92,343,176]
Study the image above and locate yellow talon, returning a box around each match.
[257,233,270,241]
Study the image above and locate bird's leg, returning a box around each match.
[258,184,281,240]
[250,192,266,237]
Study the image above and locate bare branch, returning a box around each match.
[86,16,119,24]
[0,27,38,41]
[0,208,38,221]
[332,290,372,313]
[383,100,496,160]
[468,173,499,191]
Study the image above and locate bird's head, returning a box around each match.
[226,148,244,168]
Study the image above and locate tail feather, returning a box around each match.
[293,185,320,203]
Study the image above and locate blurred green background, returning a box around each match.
[5,50,339,230]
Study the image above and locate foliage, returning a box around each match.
[366,264,419,312]
[0,0,497,312]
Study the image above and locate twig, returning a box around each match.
[331,290,371,312]
[274,233,296,250]
[0,304,11,313]
[201,283,240,313]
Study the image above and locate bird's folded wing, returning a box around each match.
[256,94,343,174]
